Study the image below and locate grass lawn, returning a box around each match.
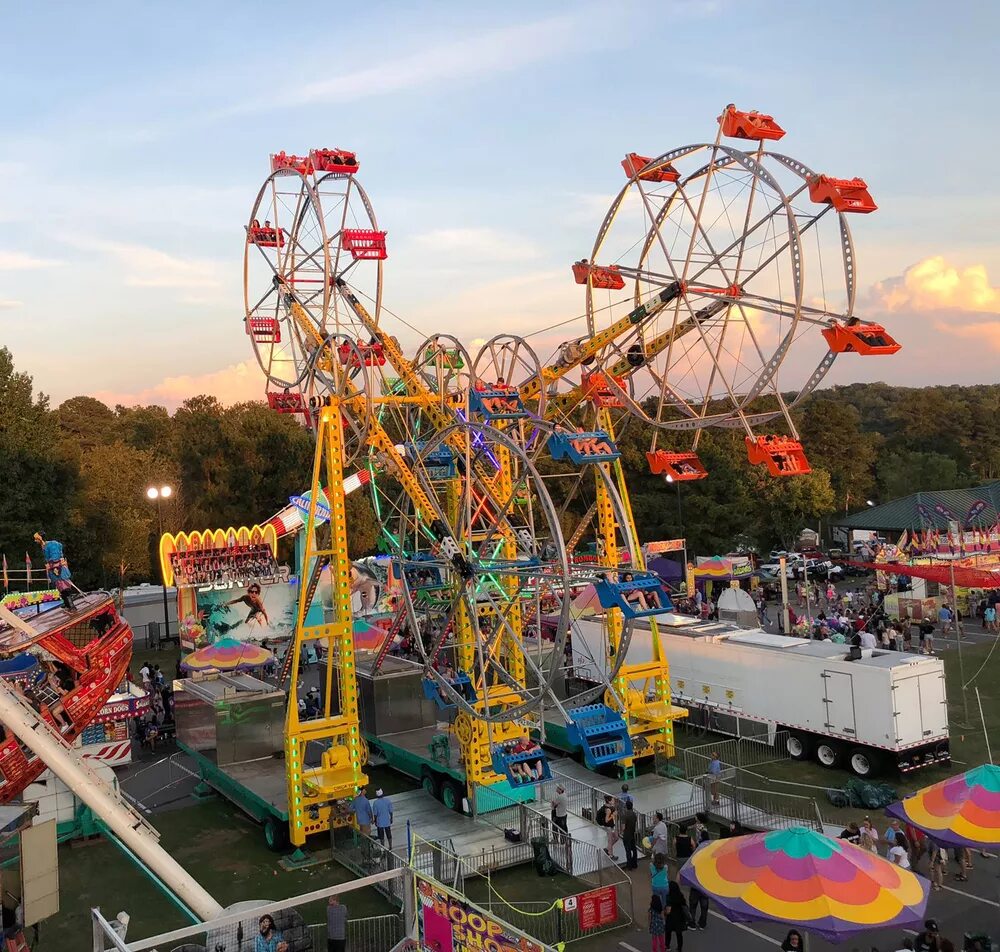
[45,799,396,950]
[673,637,1000,827]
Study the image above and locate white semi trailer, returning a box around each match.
[569,613,950,778]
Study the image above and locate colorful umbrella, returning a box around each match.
[181,637,273,673]
[679,826,929,942]
[886,763,1000,849]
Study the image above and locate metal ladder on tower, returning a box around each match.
[371,604,409,673]
[0,676,222,922]
[278,554,331,686]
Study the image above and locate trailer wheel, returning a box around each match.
[815,742,842,769]
[264,816,288,852]
[848,748,882,778]
[441,779,463,813]
[785,732,811,761]
[421,769,441,800]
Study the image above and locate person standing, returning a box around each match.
[326,896,347,952]
[621,801,638,869]
[371,788,394,850]
[707,751,723,805]
[688,882,709,931]
[350,788,373,837]
[648,894,666,952]
[650,811,669,860]
[663,880,688,952]
[650,854,669,906]
[139,663,151,692]
[550,785,569,839]
[597,795,618,857]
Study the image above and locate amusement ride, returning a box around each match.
[235,107,898,847]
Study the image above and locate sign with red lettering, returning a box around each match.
[575,885,618,931]
[416,878,545,952]
[645,539,685,555]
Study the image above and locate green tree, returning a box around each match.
[0,348,77,573]
[56,396,116,452]
[797,399,878,512]
[876,450,964,501]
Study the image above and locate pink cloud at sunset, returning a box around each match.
[868,255,1000,313]
[91,361,262,411]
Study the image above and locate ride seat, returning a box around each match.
[565,705,634,768]
[646,450,708,481]
[745,435,811,477]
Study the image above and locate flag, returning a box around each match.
[2,555,7,590]
[964,499,988,528]
[25,552,31,587]
[897,530,910,553]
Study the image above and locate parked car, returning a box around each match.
[790,559,844,580]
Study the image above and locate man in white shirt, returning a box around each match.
[887,841,911,868]
[139,663,151,690]
[651,812,669,858]
[859,630,878,650]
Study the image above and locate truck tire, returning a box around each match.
[815,741,842,769]
[441,779,464,813]
[264,816,289,852]
[785,731,812,761]
[421,769,441,800]
[848,748,883,778]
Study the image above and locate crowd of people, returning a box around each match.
[135,660,177,751]
[169,543,279,587]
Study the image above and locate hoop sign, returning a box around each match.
[573,885,617,931]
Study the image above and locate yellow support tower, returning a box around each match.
[284,403,368,851]
[597,410,687,774]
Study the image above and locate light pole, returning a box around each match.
[146,485,173,644]
[665,474,683,537]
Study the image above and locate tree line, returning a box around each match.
[0,345,990,590]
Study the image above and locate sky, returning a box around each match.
[1,0,999,410]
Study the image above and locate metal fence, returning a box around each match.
[473,784,633,945]
[306,914,405,952]
[681,730,791,779]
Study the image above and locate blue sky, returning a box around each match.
[2,1,999,407]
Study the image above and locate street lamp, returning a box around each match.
[665,474,683,537]
[146,485,173,646]
[866,499,876,508]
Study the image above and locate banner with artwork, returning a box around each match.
[179,575,297,649]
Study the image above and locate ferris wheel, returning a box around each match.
[242,149,386,414]
[572,105,898,479]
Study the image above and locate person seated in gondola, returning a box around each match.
[622,572,661,611]
[511,736,544,781]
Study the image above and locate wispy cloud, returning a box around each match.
[0,299,22,309]
[61,237,223,290]
[219,15,603,117]
[0,251,59,270]
[409,228,541,264]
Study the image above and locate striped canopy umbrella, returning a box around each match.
[679,826,928,942]
[181,637,273,673]
[887,763,1000,849]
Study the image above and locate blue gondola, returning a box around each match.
[565,704,633,768]
[593,573,674,619]
[491,742,552,786]
[547,430,620,465]
[422,670,477,712]
[469,386,529,420]
[404,442,456,479]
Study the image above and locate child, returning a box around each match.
[648,895,666,952]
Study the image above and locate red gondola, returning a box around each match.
[718,105,786,142]
[745,435,811,477]
[822,321,900,355]
[808,175,877,214]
